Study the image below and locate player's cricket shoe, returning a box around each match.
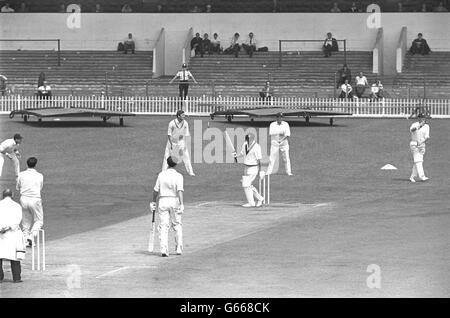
[256,199,264,207]
[242,203,255,208]
[189,173,196,176]
[176,246,183,255]
[409,177,416,183]
[162,253,169,257]
[420,176,429,181]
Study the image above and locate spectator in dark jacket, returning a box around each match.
[191,33,203,57]
[202,33,211,56]
[409,33,431,55]
[323,32,339,57]
[337,64,352,88]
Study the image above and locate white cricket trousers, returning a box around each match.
[266,139,291,175]
[20,196,44,240]
[410,142,426,179]
[242,165,264,206]
[0,153,20,178]
[162,140,194,175]
[158,197,183,255]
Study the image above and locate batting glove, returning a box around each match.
[232,151,237,158]
[178,204,185,213]
[149,202,157,212]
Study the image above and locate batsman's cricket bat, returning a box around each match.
[148,207,156,253]
[224,131,238,163]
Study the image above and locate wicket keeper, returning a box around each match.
[409,113,430,182]
[233,133,264,208]
[266,113,293,176]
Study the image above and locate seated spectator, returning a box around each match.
[190,5,201,13]
[18,2,28,12]
[156,4,163,12]
[272,0,280,12]
[370,80,384,100]
[1,3,15,12]
[190,33,203,57]
[349,2,360,12]
[58,4,66,12]
[330,2,341,12]
[339,80,354,99]
[122,4,133,13]
[409,33,431,55]
[355,72,369,98]
[202,33,211,56]
[433,2,448,11]
[420,3,427,12]
[124,33,135,54]
[337,64,351,87]
[242,32,257,58]
[205,4,212,12]
[0,74,7,96]
[38,81,52,99]
[224,33,241,58]
[323,32,339,57]
[210,33,222,54]
[259,81,274,100]
[95,3,102,12]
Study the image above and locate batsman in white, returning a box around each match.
[0,133,23,180]
[409,113,430,182]
[266,113,293,176]
[233,133,264,208]
[16,157,44,247]
[151,156,184,257]
[162,110,195,176]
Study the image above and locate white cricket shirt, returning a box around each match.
[240,141,262,166]
[355,76,368,86]
[371,84,383,93]
[17,168,43,199]
[154,168,184,197]
[269,121,291,142]
[410,122,430,144]
[168,119,190,144]
[0,139,18,154]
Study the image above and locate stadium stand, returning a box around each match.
[394,52,450,87]
[0,50,153,96]
[3,0,449,12]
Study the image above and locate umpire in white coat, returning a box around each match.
[234,133,264,207]
[0,189,25,283]
[151,156,184,257]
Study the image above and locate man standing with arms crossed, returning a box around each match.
[16,157,44,247]
[169,63,198,100]
[151,156,184,257]
[0,134,23,181]
[162,110,195,176]
[409,113,430,182]
[233,133,264,208]
[266,113,293,176]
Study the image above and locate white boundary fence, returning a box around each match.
[1,96,449,118]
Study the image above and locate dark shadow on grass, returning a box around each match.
[16,120,128,128]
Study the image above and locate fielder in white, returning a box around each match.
[0,133,23,180]
[151,156,184,257]
[162,110,195,176]
[266,113,293,176]
[409,113,430,182]
[16,157,44,246]
[233,133,264,207]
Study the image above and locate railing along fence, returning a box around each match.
[1,96,449,118]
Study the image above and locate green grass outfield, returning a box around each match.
[0,115,449,297]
